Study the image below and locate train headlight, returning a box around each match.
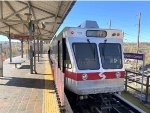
[116,72,121,79]
[82,73,88,80]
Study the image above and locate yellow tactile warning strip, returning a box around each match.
[44,61,60,113]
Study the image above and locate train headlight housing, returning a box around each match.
[82,73,88,80]
[116,72,121,79]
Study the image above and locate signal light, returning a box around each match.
[71,31,74,35]
[117,33,120,36]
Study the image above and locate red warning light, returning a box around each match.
[71,31,74,35]
[117,33,120,36]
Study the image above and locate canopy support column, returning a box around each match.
[0,44,3,77]
[27,40,29,59]
[21,39,23,58]
[37,37,40,62]
[33,36,37,74]
[0,1,3,19]
[40,40,43,57]
[9,26,12,62]
[29,21,33,74]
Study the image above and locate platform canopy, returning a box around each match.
[0,1,75,40]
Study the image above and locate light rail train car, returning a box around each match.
[50,20,125,95]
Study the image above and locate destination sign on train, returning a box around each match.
[86,30,107,37]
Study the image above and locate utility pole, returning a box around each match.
[136,12,141,71]
[135,12,141,88]
[137,12,141,54]
[136,12,144,102]
[109,20,111,29]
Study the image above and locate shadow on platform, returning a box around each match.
[19,65,30,69]
[39,59,49,62]
[0,77,55,90]
[37,62,44,64]
[37,73,51,75]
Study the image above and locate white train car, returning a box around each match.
[50,20,125,95]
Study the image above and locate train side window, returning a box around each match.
[58,40,63,70]
[64,44,72,69]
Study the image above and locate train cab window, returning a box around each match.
[72,43,100,70]
[99,43,123,69]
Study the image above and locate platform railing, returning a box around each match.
[52,60,64,107]
[125,69,150,102]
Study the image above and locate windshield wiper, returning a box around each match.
[102,39,107,60]
[87,39,96,59]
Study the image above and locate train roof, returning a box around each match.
[55,27,124,39]
[52,20,124,41]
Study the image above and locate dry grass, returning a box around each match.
[121,91,150,113]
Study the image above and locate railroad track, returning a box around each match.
[65,90,145,113]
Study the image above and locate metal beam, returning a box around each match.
[62,1,73,18]
[27,40,29,59]
[0,44,3,77]
[9,38,12,62]
[40,40,43,57]
[33,36,37,74]
[21,39,23,58]
[0,22,22,29]
[5,1,28,29]
[4,6,28,20]
[9,26,12,62]
[28,1,43,41]
[55,2,62,20]
[37,37,40,62]
[0,31,8,37]
[0,1,3,19]
[39,34,52,37]
[17,1,62,19]
[41,29,54,33]
[3,22,22,34]
[32,5,62,19]
[52,1,62,33]
[29,21,33,74]
[0,19,27,23]
[41,31,53,35]
[37,15,55,22]
[5,1,23,21]
[0,19,42,27]
[53,1,75,36]
[30,45,33,74]
[28,1,36,20]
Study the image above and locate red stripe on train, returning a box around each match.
[64,70,125,81]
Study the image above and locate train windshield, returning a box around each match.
[72,43,100,70]
[99,43,123,69]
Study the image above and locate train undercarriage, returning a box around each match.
[65,89,145,113]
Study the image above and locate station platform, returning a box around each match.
[0,55,60,113]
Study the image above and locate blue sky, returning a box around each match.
[57,1,150,42]
[1,1,150,42]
